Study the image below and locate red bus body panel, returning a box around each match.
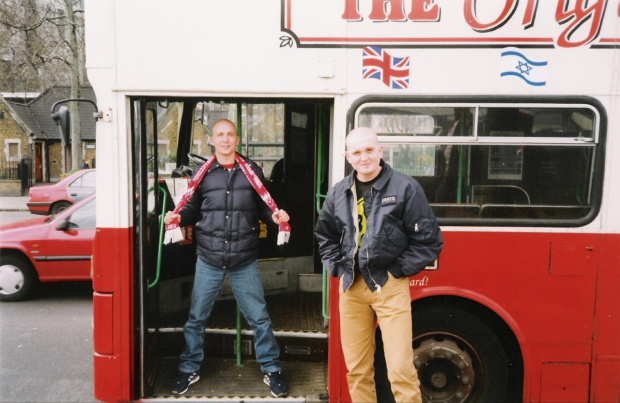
[591,234,620,402]
[92,227,134,403]
[327,230,620,402]
[91,225,619,402]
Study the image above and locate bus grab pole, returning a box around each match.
[236,105,244,367]
[148,185,167,290]
[315,105,330,320]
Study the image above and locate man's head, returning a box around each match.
[345,127,383,182]
[211,119,239,160]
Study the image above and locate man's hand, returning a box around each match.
[272,209,289,224]
[164,211,181,225]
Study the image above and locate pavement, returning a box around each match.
[0,195,30,211]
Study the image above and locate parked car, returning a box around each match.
[0,194,96,302]
[27,169,96,215]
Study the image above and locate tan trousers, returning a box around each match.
[339,273,422,403]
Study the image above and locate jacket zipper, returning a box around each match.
[364,187,381,294]
[223,166,235,270]
[348,184,358,292]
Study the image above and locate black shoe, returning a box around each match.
[171,371,200,395]
[263,371,288,398]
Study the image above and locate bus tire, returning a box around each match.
[0,254,38,302]
[374,304,512,403]
[411,305,510,402]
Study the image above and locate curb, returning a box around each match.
[0,198,30,212]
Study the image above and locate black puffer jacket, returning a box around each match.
[179,156,273,270]
[315,162,443,292]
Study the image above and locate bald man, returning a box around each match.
[167,119,289,398]
[315,127,443,402]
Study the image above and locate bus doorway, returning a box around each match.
[131,97,332,400]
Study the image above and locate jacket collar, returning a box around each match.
[343,160,393,192]
[208,152,251,173]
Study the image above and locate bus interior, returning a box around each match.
[132,98,333,399]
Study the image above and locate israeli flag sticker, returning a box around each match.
[500,47,548,87]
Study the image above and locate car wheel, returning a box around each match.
[50,201,72,215]
[0,255,38,302]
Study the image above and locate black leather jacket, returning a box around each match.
[179,156,273,270]
[315,162,443,292]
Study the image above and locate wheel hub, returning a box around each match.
[413,335,476,402]
[0,264,25,296]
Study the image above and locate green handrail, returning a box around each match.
[315,105,330,320]
[322,268,330,319]
[235,104,243,366]
[236,304,243,366]
[315,105,327,215]
[236,104,243,153]
[455,110,469,204]
[456,145,464,203]
[147,185,167,290]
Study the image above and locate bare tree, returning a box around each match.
[61,0,82,170]
[0,0,87,170]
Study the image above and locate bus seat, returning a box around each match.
[269,158,285,182]
[522,146,584,205]
[414,176,440,203]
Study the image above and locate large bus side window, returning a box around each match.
[354,101,601,226]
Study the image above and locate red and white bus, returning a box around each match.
[84,1,620,401]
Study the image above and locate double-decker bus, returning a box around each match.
[84,1,620,401]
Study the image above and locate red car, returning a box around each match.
[0,194,95,302]
[27,169,96,215]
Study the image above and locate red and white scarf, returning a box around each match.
[163,153,291,245]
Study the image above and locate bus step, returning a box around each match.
[216,332,326,362]
[285,345,312,355]
[147,357,328,400]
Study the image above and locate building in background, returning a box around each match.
[0,86,96,192]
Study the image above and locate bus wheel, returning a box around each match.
[0,255,37,302]
[412,306,509,402]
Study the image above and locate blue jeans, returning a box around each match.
[179,257,281,374]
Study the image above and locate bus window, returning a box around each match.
[356,102,601,226]
[190,102,211,160]
[479,106,595,140]
[192,102,285,179]
[382,144,436,176]
[149,102,184,176]
[357,105,475,138]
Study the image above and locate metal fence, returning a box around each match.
[0,157,32,194]
[0,158,20,180]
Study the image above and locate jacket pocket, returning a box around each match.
[380,214,408,252]
[408,219,436,242]
[240,212,259,234]
[196,213,212,234]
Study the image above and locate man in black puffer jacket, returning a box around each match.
[315,127,443,403]
[165,119,289,398]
